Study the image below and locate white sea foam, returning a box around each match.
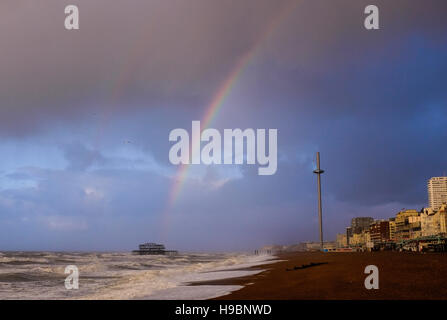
[0,252,278,300]
[85,254,278,300]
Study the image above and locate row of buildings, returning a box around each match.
[336,177,447,251]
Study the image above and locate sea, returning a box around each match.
[0,251,277,300]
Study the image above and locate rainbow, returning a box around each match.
[165,48,255,209]
[165,2,297,211]
[160,1,298,236]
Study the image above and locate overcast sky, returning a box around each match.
[1,0,447,251]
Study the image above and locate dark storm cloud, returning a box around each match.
[1,0,446,135]
[211,0,447,208]
[0,0,288,136]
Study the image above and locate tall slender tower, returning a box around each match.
[313,152,324,250]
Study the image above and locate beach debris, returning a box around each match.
[286,262,328,271]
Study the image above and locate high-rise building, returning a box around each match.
[428,177,447,210]
[351,217,374,234]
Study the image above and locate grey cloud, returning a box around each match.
[0,0,290,136]
[1,0,446,137]
[61,141,106,171]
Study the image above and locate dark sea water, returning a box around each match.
[0,251,276,299]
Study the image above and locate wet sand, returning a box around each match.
[191,252,447,299]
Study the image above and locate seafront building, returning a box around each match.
[351,217,374,234]
[332,177,447,252]
[420,204,447,237]
[338,217,374,249]
[259,242,337,253]
[338,204,447,252]
[389,218,396,241]
[335,177,447,251]
[346,227,352,246]
[428,177,447,210]
[395,209,420,241]
[370,220,390,243]
[336,233,347,247]
[304,241,337,251]
[349,230,369,247]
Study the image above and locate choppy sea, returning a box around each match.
[0,251,276,300]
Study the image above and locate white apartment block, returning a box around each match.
[428,177,447,210]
